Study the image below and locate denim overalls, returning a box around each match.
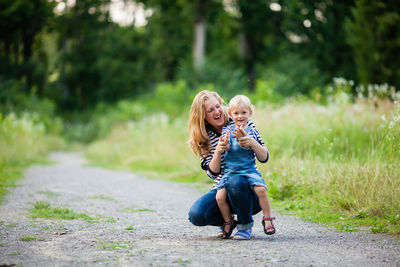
[218,123,267,190]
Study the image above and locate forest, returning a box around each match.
[1,0,399,233]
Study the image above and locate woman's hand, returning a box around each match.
[216,130,230,153]
[233,127,256,148]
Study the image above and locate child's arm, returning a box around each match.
[236,127,269,163]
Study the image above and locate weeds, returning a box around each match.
[30,201,93,221]
[99,241,134,251]
[38,191,60,197]
[119,207,156,213]
[20,235,45,241]
[0,112,65,202]
[85,87,400,234]
[88,195,116,202]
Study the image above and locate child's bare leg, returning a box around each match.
[216,188,233,234]
[253,186,274,233]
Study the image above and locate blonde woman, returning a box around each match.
[188,90,269,239]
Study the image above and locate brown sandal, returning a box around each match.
[220,220,237,239]
[262,217,276,235]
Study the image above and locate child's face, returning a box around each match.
[229,103,252,128]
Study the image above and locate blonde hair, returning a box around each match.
[188,90,228,157]
[228,95,254,115]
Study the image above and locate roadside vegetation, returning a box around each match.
[1,77,398,234]
[0,97,65,202]
[85,80,400,234]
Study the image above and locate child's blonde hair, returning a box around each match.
[228,95,254,115]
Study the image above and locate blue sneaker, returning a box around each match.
[233,228,252,240]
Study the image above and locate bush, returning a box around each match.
[177,58,248,99]
[258,53,328,97]
[0,112,65,202]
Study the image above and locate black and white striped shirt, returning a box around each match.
[201,119,269,188]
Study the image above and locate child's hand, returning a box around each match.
[216,130,230,153]
[232,125,245,139]
[234,128,255,148]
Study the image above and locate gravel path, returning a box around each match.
[0,152,399,266]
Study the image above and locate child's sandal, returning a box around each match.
[262,217,276,235]
[220,220,237,239]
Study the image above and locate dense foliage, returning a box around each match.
[1,0,399,112]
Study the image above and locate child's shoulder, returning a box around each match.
[246,120,257,130]
[224,120,236,130]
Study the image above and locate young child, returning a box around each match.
[216,95,275,240]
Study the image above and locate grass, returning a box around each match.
[29,201,93,221]
[85,96,400,234]
[38,191,61,197]
[0,112,65,203]
[20,235,45,241]
[99,241,134,251]
[118,206,156,213]
[88,195,116,201]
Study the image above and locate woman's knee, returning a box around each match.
[188,204,204,226]
[225,176,250,198]
[188,189,218,226]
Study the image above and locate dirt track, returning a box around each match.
[0,152,399,266]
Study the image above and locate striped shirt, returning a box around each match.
[201,119,269,188]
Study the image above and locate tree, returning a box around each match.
[346,0,400,88]
[54,0,112,109]
[0,0,54,90]
[237,0,285,91]
[139,0,192,81]
[281,0,356,81]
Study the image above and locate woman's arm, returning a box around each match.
[208,131,230,174]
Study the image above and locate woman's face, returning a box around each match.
[204,96,225,132]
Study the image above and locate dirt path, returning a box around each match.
[0,152,399,266]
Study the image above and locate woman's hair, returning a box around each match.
[188,90,228,157]
[228,94,254,115]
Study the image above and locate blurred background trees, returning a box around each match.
[0,0,399,112]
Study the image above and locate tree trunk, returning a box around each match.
[193,0,206,72]
[22,33,34,92]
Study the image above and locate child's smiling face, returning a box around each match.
[229,103,252,128]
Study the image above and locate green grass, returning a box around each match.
[99,241,134,251]
[118,206,156,213]
[8,252,21,256]
[0,113,65,203]
[88,195,116,201]
[85,97,400,234]
[38,191,61,197]
[29,201,93,221]
[20,235,45,241]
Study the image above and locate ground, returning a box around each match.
[0,152,399,266]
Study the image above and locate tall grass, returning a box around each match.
[86,113,204,184]
[0,112,65,201]
[254,99,399,233]
[85,95,400,233]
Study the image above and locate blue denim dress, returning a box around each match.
[218,124,267,190]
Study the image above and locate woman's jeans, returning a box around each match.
[188,175,261,230]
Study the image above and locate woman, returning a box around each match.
[187,90,269,239]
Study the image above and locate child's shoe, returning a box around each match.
[232,228,252,240]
